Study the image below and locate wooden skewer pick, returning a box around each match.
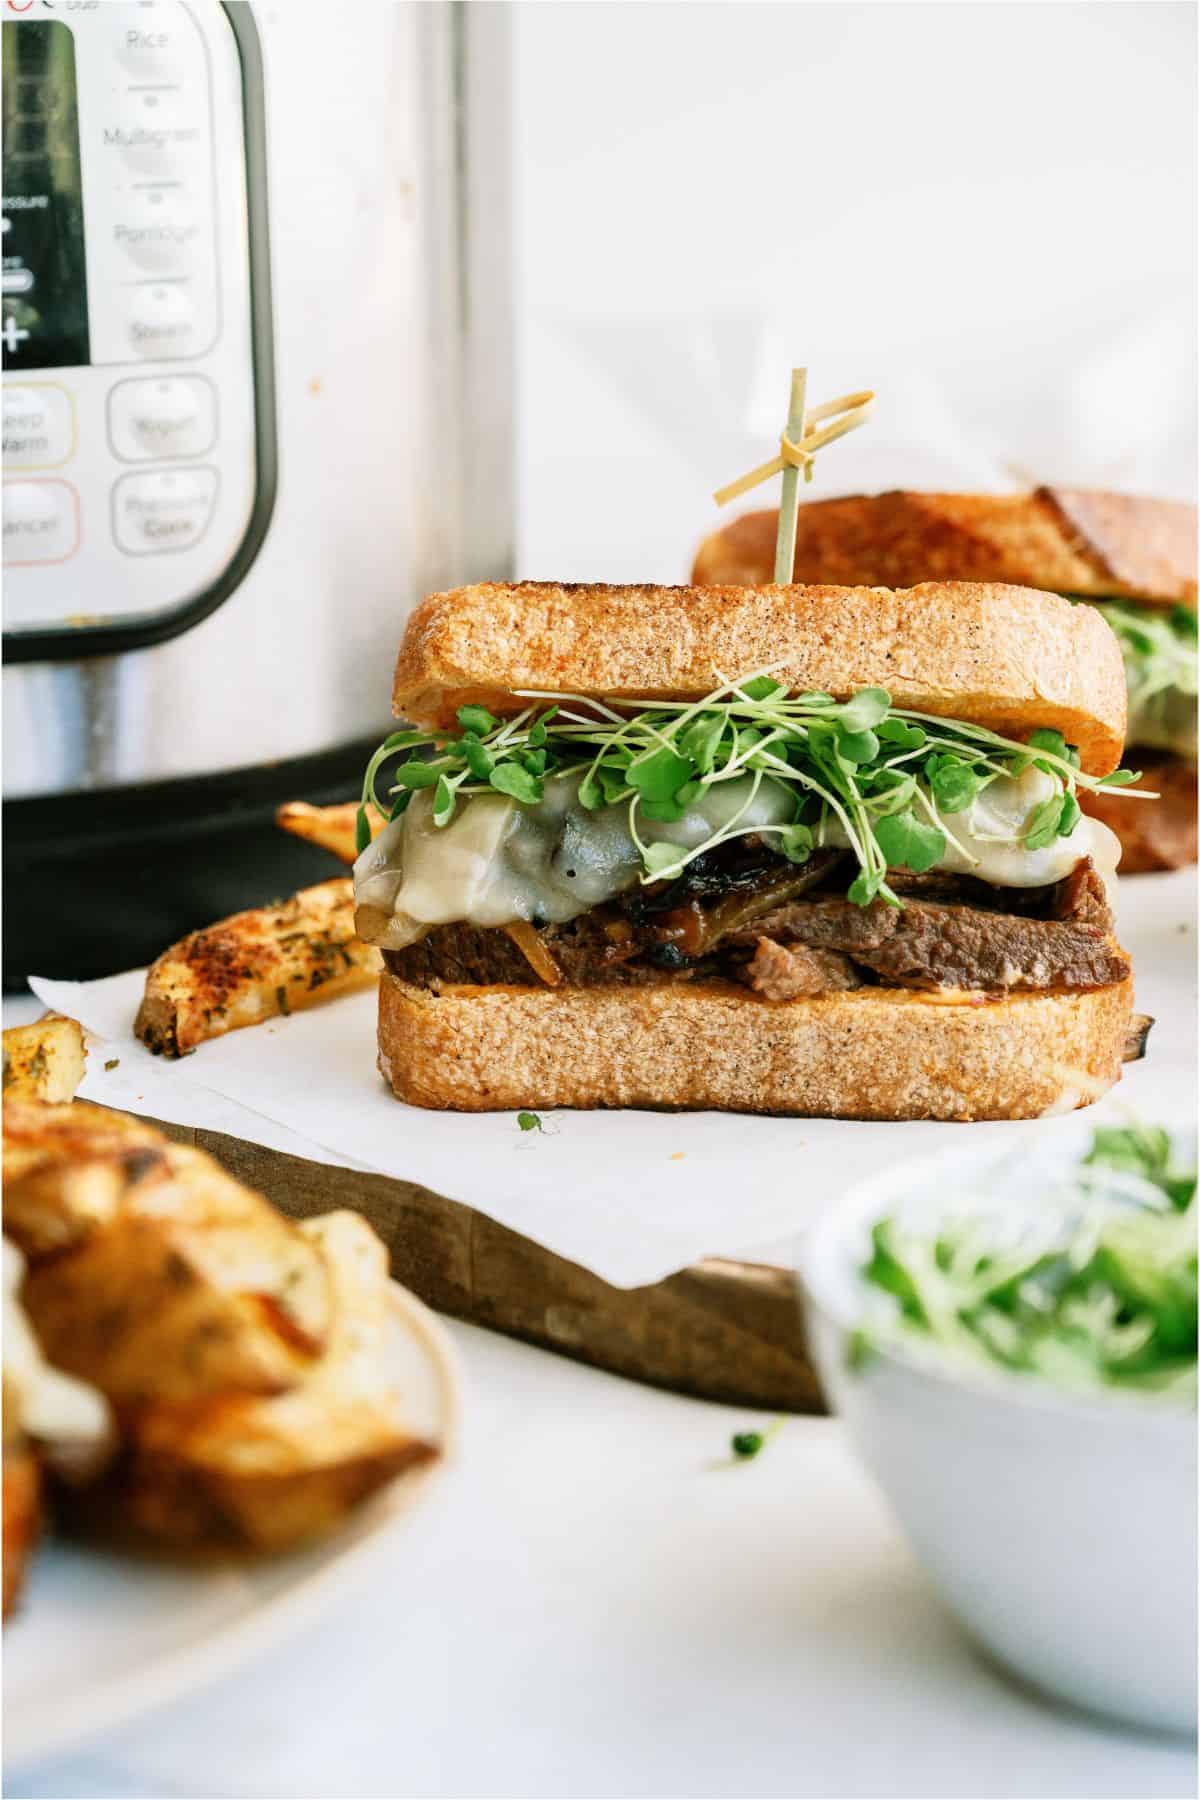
[713,373,876,584]
[774,368,808,584]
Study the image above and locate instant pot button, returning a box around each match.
[113,186,199,274]
[102,90,198,176]
[127,283,196,359]
[112,467,217,555]
[113,20,188,82]
[3,480,79,565]
[2,386,75,467]
[108,376,215,461]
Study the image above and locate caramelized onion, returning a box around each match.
[503,920,563,986]
[649,866,838,960]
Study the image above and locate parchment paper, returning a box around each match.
[31,870,1195,1291]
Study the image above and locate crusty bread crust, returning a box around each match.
[392,581,1126,774]
[691,490,1198,609]
[376,972,1134,1121]
[692,490,1197,608]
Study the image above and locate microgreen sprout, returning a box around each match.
[360,674,1152,909]
[517,1111,544,1134]
[729,1418,786,1462]
[853,1126,1197,1397]
[1093,601,1197,746]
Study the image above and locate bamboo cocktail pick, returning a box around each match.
[713,370,876,583]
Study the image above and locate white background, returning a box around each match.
[515,1,1197,579]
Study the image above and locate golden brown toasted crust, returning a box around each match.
[2,1446,42,1620]
[1080,754,1198,874]
[691,490,1198,608]
[135,879,381,1058]
[375,971,1134,1122]
[392,580,1127,774]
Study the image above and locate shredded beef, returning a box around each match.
[738,939,864,1000]
[733,894,1128,993]
[383,854,1127,998]
[886,861,1112,929]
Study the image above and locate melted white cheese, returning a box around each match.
[354,773,794,948]
[821,765,1122,892]
[353,764,1120,946]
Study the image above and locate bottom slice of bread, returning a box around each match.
[378,972,1135,1121]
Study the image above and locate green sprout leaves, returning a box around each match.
[873,810,946,874]
[855,1126,1197,1397]
[394,759,442,790]
[627,746,695,806]
[925,754,980,815]
[457,704,498,736]
[838,686,891,733]
[361,668,1150,912]
[490,762,544,805]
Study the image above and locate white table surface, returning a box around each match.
[4,994,1196,1800]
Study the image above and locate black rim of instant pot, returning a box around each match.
[2,1,278,666]
[3,737,376,990]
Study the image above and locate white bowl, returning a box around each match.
[798,1120,1197,1736]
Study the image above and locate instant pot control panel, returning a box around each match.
[2,0,273,657]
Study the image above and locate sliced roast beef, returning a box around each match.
[384,914,717,990]
[734,895,1128,993]
[738,939,864,1000]
[384,854,1126,997]
[886,859,1112,929]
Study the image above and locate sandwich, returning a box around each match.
[693,489,1197,872]
[352,580,1147,1120]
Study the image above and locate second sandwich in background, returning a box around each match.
[693,488,1197,872]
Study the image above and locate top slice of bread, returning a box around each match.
[392,580,1126,773]
[691,489,1197,610]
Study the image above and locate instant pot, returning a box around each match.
[2,0,513,981]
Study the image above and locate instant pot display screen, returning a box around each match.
[2,20,90,371]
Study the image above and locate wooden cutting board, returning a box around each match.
[147,1114,826,1415]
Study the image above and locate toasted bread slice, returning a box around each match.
[691,490,1198,609]
[375,971,1134,1123]
[391,580,1127,774]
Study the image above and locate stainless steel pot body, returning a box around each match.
[3,0,513,798]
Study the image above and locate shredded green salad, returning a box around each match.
[1091,602,1198,751]
[359,673,1143,910]
[852,1127,1198,1398]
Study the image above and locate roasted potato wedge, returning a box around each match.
[135,878,381,1057]
[2,1015,86,1103]
[119,1211,439,1552]
[2,1445,42,1620]
[275,800,386,866]
[13,1113,333,1403]
[3,1098,165,1257]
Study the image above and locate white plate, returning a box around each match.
[3,1283,462,1772]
